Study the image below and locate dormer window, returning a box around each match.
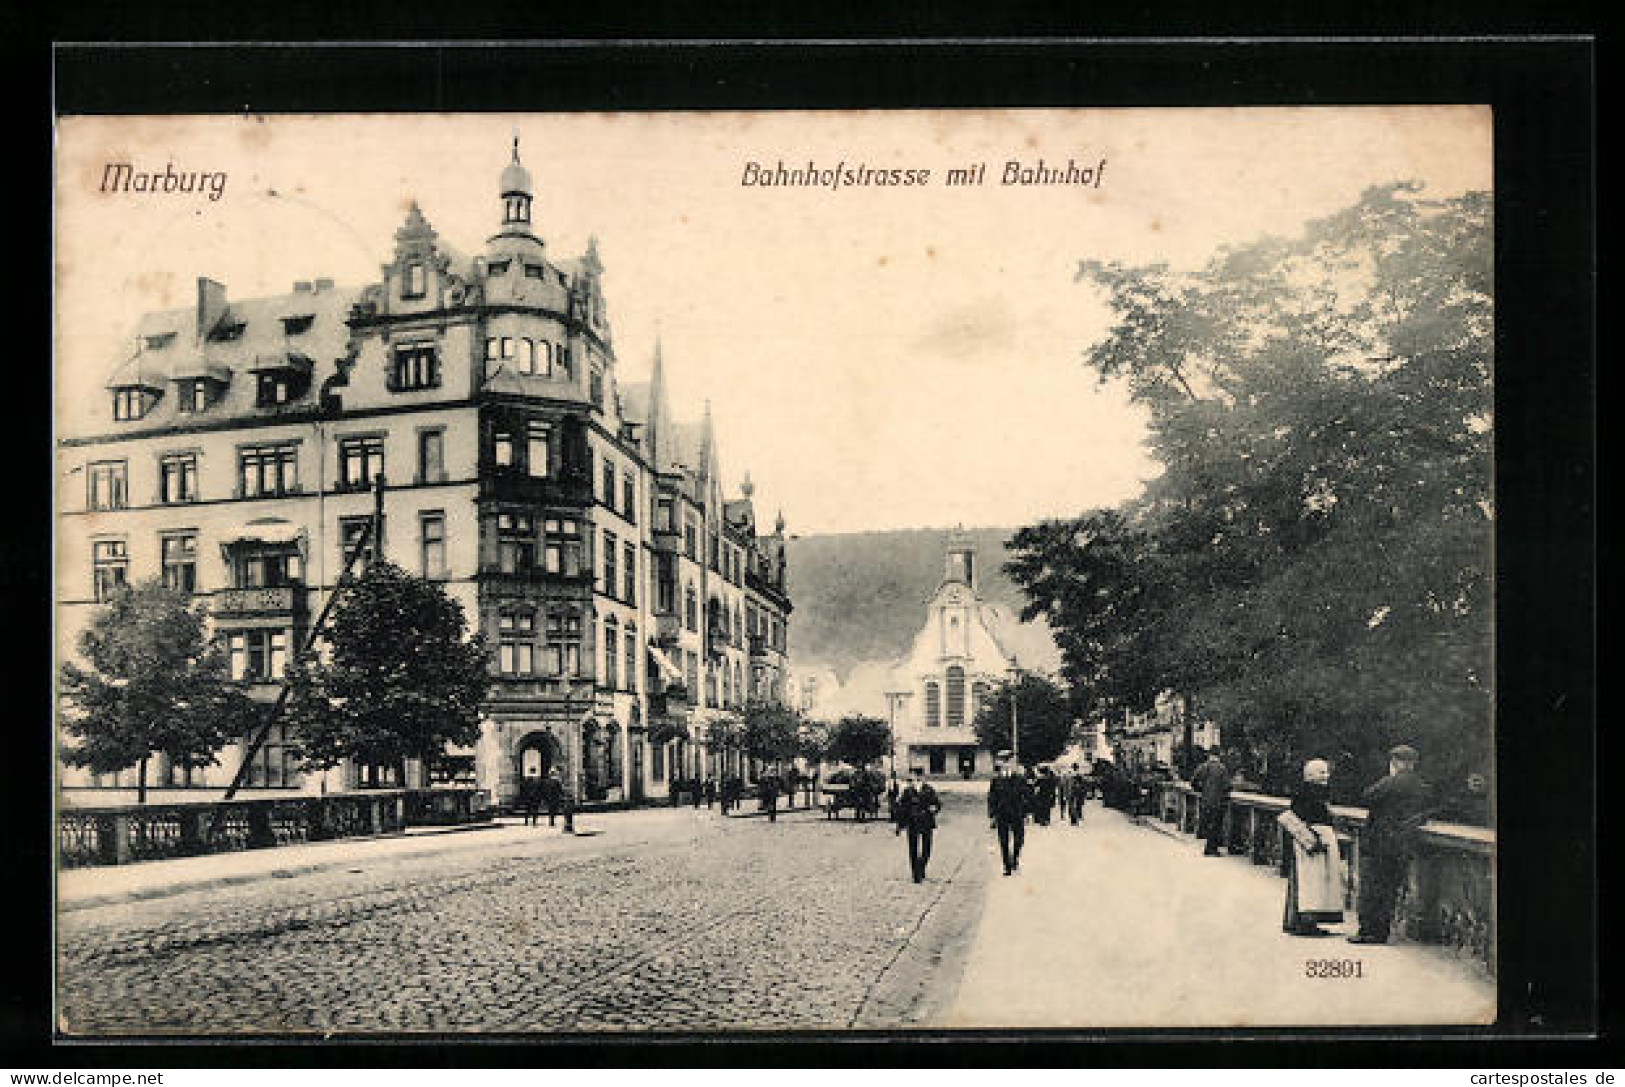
[403,262,426,300]
[524,263,545,280]
[208,321,245,342]
[487,260,511,277]
[257,373,297,407]
[112,387,152,421]
[282,315,314,335]
[177,378,214,414]
[143,332,176,350]
[250,353,311,407]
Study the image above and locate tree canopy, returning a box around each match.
[288,562,490,776]
[973,673,1075,766]
[741,702,802,765]
[825,714,893,767]
[59,580,258,802]
[1010,183,1492,801]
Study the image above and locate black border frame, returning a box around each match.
[14,38,1598,1067]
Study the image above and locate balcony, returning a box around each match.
[212,585,305,618]
[650,526,682,553]
[749,633,770,659]
[478,468,594,507]
[653,612,682,646]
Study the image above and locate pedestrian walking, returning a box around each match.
[897,766,943,883]
[759,772,780,822]
[1066,763,1087,826]
[692,774,703,808]
[704,776,717,809]
[1034,767,1058,826]
[541,768,566,828]
[1191,749,1232,855]
[987,752,1032,876]
[519,773,542,826]
[1279,758,1345,937]
[1350,745,1432,944]
[670,774,683,807]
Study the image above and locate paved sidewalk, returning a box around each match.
[56,805,726,912]
[937,802,1495,1028]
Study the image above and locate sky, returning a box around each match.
[56,107,1492,535]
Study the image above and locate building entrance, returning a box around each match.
[928,748,946,774]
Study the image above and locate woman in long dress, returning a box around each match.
[1280,758,1345,937]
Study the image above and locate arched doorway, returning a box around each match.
[582,719,607,801]
[515,729,562,783]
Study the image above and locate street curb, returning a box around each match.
[57,821,505,914]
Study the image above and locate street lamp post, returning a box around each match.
[1008,656,1021,765]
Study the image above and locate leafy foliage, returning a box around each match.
[972,673,1075,765]
[59,580,258,801]
[1014,183,1492,799]
[741,702,802,764]
[288,562,491,773]
[825,714,893,767]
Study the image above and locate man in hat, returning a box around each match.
[987,752,1033,876]
[1190,749,1233,855]
[540,767,566,828]
[1350,744,1433,944]
[897,766,943,883]
[1066,762,1088,826]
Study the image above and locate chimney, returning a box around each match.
[314,277,335,292]
[293,281,312,293]
[196,277,227,339]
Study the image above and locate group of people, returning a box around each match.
[514,769,571,831]
[1193,743,1436,945]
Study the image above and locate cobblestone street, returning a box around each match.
[57,793,990,1035]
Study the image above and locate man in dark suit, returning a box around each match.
[1191,749,1233,855]
[1351,744,1433,944]
[519,773,542,827]
[540,768,566,827]
[987,752,1032,876]
[897,766,944,883]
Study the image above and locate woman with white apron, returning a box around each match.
[1279,758,1345,937]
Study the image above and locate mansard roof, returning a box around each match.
[93,281,357,436]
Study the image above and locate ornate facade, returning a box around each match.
[57,140,792,807]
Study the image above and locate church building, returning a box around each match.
[886,532,1017,778]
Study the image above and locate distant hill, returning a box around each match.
[783,525,1060,684]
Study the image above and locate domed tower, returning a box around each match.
[499,135,535,233]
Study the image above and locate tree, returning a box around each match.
[59,580,258,803]
[795,716,834,765]
[973,673,1075,765]
[1018,183,1492,797]
[288,562,491,781]
[741,702,801,766]
[826,714,892,768]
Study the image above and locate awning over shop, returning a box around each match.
[647,646,683,681]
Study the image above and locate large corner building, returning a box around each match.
[57,141,793,808]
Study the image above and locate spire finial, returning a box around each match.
[511,128,521,163]
[741,471,755,498]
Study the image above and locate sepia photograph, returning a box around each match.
[53,103,1500,1036]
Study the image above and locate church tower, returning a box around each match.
[943,526,977,590]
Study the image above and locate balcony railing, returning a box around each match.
[654,612,682,646]
[749,633,769,658]
[212,585,304,617]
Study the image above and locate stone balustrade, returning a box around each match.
[1153,781,1494,973]
[57,787,491,869]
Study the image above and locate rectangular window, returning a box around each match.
[176,379,211,414]
[161,533,198,593]
[625,630,638,693]
[493,427,515,468]
[338,436,385,490]
[501,337,515,361]
[499,611,535,676]
[228,629,288,682]
[602,530,618,596]
[526,422,550,478]
[339,516,382,570]
[160,454,200,503]
[657,498,676,534]
[392,343,439,391]
[651,743,665,782]
[234,545,302,588]
[87,461,128,510]
[602,460,616,507]
[545,611,583,677]
[684,650,699,695]
[256,373,295,407]
[604,621,619,689]
[656,554,676,613]
[622,472,636,523]
[403,262,426,299]
[524,263,545,279]
[241,721,298,788]
[91,539,128,602]
[282,315,313,335]
[418,429,444,483]
[419,512,446,578]
[623,542,636,604]
[589,367,604,408]
[112,388,147,421]
[498,513,536,574]
[543,517,582,577]
[684,517,698,560]
[238,444,298,498]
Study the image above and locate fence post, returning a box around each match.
[179,808,205,855]
[101,812,130,865]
